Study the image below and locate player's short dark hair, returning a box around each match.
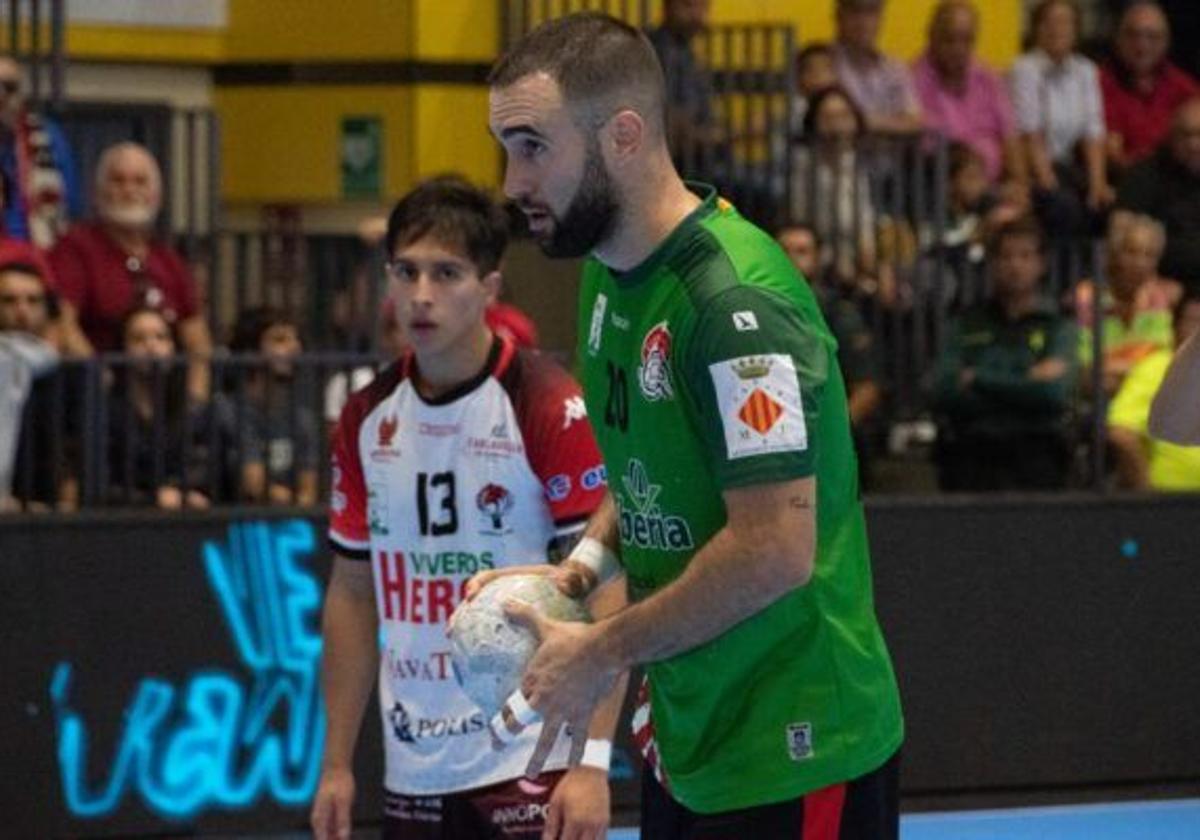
[488,12,666,133]
[384,175,509,276]
[988,216,1046,257]
[229,305,300,354]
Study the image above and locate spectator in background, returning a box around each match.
[323,296,407,434]
[1108,294,1200,490]
[646,0,720,177]
[1100,1,1198,173]
[1074,212,1181,395]
[938,143,1031,306]
[0,257,84,510]
[1116,96,1200,291]
[792,43,838,134]
[1011,0,1112,238]
[106,307,210,509]
[912,0,1024,184]
[0,261,58,511]
[0,234,88,357]
[49,142,213,398]
[791,87,882,292]
[934,217,1077,491]
[221,306,319,507]
[777,221,884,487]
[0,56,81,248]
[831,0,923,135]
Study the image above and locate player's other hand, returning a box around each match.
[311,765,355,840]
[544,766,610,840]
[503,601,618,778]
[463,560,596,602]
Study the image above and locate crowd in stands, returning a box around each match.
[3,0,1200,512]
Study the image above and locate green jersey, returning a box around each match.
[577,186,903,813]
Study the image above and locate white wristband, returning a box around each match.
[489,690,541,745]
[570,537,621,586]
[580,738,612,771]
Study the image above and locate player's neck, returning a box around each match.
[413,325,495,401]
[594,172,701,272]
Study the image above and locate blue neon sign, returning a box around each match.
[49,519,326,820]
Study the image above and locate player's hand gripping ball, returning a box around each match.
[448,574,590,718]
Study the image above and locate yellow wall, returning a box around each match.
[223,0,414,61]
[52,0,1023,205]
[213,86,416,204]
[412,85,498,186]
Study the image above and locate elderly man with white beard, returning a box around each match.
[49,141,212,399]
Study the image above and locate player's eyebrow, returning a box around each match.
[500,124,548,142]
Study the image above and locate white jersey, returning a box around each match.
[329,336,606,796]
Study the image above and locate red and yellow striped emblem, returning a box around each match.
[737,388,783,435]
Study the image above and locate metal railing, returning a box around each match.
[6,353,382,512]
[500,0,654,49]
[1,0,65,109]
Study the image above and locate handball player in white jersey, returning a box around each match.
[314,176,625,840]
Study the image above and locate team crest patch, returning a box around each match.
[638,321,674,401]
[476,483,514,535]
[709,354,806,459]
[786,722,813,761]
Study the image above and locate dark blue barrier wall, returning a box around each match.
[2,497,1199,836]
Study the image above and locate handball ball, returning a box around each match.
[448,574,590,718]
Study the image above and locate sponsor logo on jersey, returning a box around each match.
[710,354,807,459]
[492,802,549,827]
[545,473,572,503]
[467,432,524,459]
[408,550,496,575]
[611,311,631,331]
[388,701,485,744]
[330,462,347,514]
[368,483,390,536]
[371,414,402,462]
[419,421,461,437]
[587,293,608,355]
[477,483,515,534]
[732,310,759,331]
[618,459,693,550]
[385,649,455,682]
[380,414,399,446]
[581,464,607,491]
[786,722,813,761]
[638,321,674,401]
[562,395,588,429]
[376,550,473,625]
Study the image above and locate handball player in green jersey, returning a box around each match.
[473,12,904,837]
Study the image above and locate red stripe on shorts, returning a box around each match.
[800,781,846,840]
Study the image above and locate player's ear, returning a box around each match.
[608,109,644,163]
[481,270,502,306]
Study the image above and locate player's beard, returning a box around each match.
[538,140,620,259]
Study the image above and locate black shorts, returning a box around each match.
[382,771,565,839]
[640,750,899,840]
